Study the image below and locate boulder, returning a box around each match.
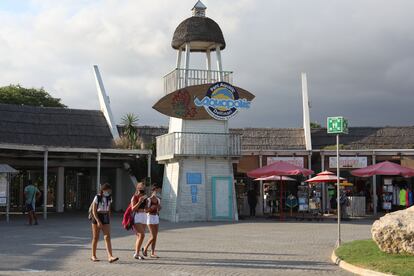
[371,206,414,254]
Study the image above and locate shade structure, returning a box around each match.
[247,161,313,221]
[254,175,296,182]
[247,161,314,178]
[351,161,414,178]
[306,171,346,183]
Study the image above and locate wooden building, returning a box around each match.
[0,103,151,217]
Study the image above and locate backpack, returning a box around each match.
[88,195,111,220]
[122,195,137,230]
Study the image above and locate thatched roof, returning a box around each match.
[172,16,225,52]
[232,128,306,150]
[0,103,114,148]
[135,126,414,151]
[312,127,414,150]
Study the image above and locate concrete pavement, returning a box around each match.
[0,214,372,275]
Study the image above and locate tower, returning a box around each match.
[153,1,255,222]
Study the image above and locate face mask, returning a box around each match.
[103,191,111,197]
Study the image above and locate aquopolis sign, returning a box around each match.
[152,83,255,120]
[194,82,251,120]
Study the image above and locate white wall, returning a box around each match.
[160,161,180,221]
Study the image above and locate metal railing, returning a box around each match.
[156,132,241,160]
[163,68,233,94]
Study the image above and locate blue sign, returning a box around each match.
[187,172,202,185]
[191,185,198,203]
[194,82,251,121]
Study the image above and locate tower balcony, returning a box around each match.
[163,68,233,95]
[156,132,241,161]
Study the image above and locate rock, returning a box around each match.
[371,206,414,254]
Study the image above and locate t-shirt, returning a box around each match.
[399,189,406,206]
[24,185,40,205]
[93,195,112,212]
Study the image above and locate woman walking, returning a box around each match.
[90,183,119,263]
[131,182,148,260]
[142,184,162,258]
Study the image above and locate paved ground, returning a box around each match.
[0,213,372,276]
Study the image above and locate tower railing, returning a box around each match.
[163,68,233,94]
[156,132,241,161]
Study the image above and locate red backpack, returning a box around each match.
[122,205,134,230]
[122,195,137,231]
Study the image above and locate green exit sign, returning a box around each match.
[327,116,348,134]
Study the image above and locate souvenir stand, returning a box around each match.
[247,161,313,221]
[304,171,346,221]
[352,161,414,214]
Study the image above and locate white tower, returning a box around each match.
[154,1,254,222]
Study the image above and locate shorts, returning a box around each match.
[134,212,147,224]
[147,214,159,225]
[92,213,110,225]
[26,203,35,212]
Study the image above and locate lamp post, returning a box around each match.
[327,116,348,247]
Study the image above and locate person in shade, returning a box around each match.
[131,182,148,260]
[24,180,41,225]
[247,188,258,217]
[142,184,162,258]
[90,183,119,263]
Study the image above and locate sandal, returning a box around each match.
[109,257,119,263]
[141,248,148,257]
[134,253,145,260]
[90,257,100,262]
[150,254,159,258]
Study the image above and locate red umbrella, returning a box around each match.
[351,161,414,177]
[247,161,314,220]
[254,175,296,181]
[247,161,313,178]
[306,171,346,183]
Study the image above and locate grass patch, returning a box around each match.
[336,240,414,276]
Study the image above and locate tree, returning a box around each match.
[119,113,140,149]
[0,84,66,107]
[310,122,322,129]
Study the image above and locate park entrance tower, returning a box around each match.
[153,1,255,222]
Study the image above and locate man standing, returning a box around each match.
[24,180,41,225]
[247,188,258,217]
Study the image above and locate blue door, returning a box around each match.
[212,176,233,220]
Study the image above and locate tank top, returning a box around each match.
[147,197,160,215]
[132,194,147,210]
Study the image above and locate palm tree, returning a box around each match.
[121,113,139,149]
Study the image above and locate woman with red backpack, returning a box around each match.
[131,182,148,260]
[90,183,119,263]
[142,184,162,258]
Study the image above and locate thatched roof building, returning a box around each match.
[0,103,114,148]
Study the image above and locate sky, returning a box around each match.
[0,0,413,128]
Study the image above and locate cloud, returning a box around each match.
[0,0,413,128]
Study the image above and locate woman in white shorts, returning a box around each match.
[142,184,161,258]
[131,182,147,260]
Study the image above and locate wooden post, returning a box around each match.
[184,43,191,87]
[147,154,152,184]
[206,49,212,82]
[215,45,223,81]
[43,150,48,220]
[97,151,101,193]
[372,153,377,216]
